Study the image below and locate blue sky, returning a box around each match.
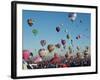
[22,10,91,55]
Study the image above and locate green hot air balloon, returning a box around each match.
[32,29,38,36]
[66,34,70,39]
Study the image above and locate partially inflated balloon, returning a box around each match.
[23,50,30,61]
[33,56,42,63]
[40,40,46,47]
[50,53,61,64]
[32,29,38,36]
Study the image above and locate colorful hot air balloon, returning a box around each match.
[38,49,47,58]
[23,50,30,61]
[40,40,46,47]
[27,18,35,26]
[56,26,60,32]
[47,44,55,52]
[32,29,38,36]
[50,53,61,64]
[68,13,77,22]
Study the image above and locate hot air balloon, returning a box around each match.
[47,44,55,52]
[76,46,80,51]
[61,39,66,46]
[27,18,35,26]
[40,40,46,47]
[38,49,47,58]
[68,46,71,51]
[68,46,72,53]
[56,26,60,32]
[61,39,66,49]
[76,35,81,40]
[50,53,61,64]
[55,43,61,48]
[80,20,82,23]
[71,39,73,46]
[32,29,38,36]
[68,13,77,22]
[23,50,30,61]
[66,34,70,39]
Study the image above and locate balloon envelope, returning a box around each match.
[27,18,34,26]
[40,40,46,47]
[61,40,66,45]
[56,26,60,32]
[32,29,38,36]
[66,34,70,39]
[38,49,47,57]
[23,50,30,61]
[55,43,61,48]
[68,13,77,22]
[47,44,55,52]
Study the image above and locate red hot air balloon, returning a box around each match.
[50,53,61,64]
[23,50,30,61]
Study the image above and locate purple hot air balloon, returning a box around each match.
[56,26,60,32]
[61,39,66,46]
[40,40,46,47]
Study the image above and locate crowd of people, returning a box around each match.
[22,47,91,69]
